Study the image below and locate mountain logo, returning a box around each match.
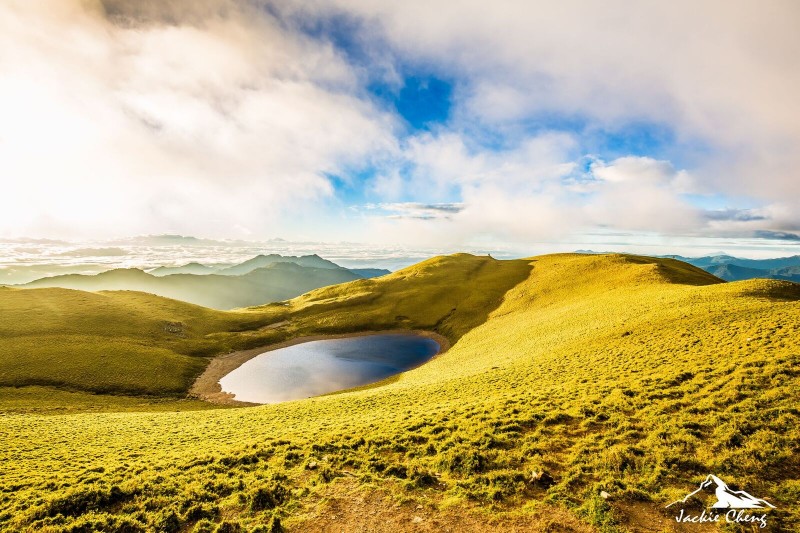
[667,474,776,510]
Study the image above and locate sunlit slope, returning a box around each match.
[0,255,530,402]
[271,253,535,340]
[0,287,272,395]
[2,254,800,532]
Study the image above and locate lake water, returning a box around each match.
[219,333,440,403]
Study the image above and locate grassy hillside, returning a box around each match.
[2,254,799,532]
[21,263,363,310]
[0,287,276,398]
[0,255,526,408]
[276,253,534,341]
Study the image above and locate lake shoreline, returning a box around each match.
[189,329,450,406]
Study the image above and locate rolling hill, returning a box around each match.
[0,286,276,398]
[21,262,369,310]
[2,253,799,532]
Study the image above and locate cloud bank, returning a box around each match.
[0,0,396,238]
[1,0,798,249]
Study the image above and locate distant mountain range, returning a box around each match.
[662,254,800,282]
[216,253,341,276]
[19,254,390,309]
[11,250,799,309]
[146,254,341,277]
[575,250,800,283]
[148,262,218,276]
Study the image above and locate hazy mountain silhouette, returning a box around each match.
[21,257,389,309]
[664,254,800,270]
[217,254,341,276]
[349,268,391,278]
[149,262,218,276]
[667,475,775,510]
[657,254,800,282]
[703,264,772,282]
[577,250,800,279]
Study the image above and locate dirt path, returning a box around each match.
[189,329,450,406]
[288,478,595,532]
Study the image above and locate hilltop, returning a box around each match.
[1,253,799,532]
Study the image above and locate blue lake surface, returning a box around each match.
[219,334,440,403]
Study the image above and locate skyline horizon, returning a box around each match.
[2,232,799,281]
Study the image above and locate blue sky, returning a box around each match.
[298,8,777,233]
[1,1,799,257]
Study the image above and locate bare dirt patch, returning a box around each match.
[287,479,595,533]
[614,501,719,533]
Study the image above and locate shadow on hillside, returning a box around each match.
[289,255,535,344]
[435,258,536,342]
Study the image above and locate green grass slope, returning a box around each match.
[0,255,527,410]
[280,253,534,341]
[0,287,273,397]
[2,254,800,532]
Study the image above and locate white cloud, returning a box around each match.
[369,169,405,200]
[363,152,707,245]
[585,158,702,234]
[400,131,577,195]
[0,0,398,239]
[366,202,463,220]
[591,157,678,186]
[311,0,800,201]
[2,0,798,249]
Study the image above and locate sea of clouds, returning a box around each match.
[2,232,798,286]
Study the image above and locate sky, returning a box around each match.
[1,0,799,258]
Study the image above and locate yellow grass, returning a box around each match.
[1,253,798,532]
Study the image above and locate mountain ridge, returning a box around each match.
[17,254,391,309]
[217,253,343,276]
[20,260,376,309]
[577,250,800,282]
